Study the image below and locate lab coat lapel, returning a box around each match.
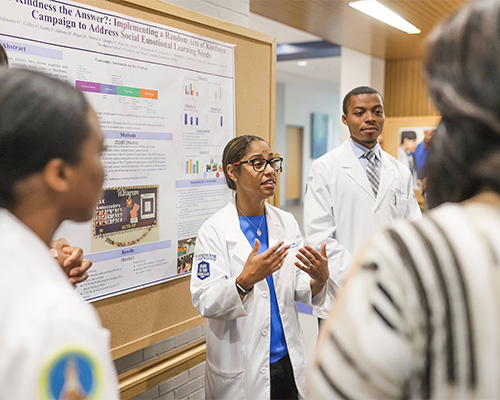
[339,140,375,200]
[226,199,253,265]
[376,152,397,208]
[265,203,283,280]
[264,203,281,250]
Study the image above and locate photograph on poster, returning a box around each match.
[177,237,196,275]
[398,126,436,183]
[91,185,159,252]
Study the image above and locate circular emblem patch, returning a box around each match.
[39,348,102,399]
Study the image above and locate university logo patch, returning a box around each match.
[197,261,210,280]
[39,348,102,400]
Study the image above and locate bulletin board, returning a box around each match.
[69,0,277,358]
[383,115,441,158]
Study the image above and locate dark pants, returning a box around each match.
[270,353,298,400]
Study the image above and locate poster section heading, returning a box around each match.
[4,0,235,76]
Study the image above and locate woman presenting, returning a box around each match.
[190,135,329,399]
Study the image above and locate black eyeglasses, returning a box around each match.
[234,157,283,172]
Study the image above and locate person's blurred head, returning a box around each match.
[342,86,385,149]
[0,69,105,221]
[423,128,435,146]
[0,44,8,68]
[424,0,500,208]
[223,135,281,202]
[401,130,417,152]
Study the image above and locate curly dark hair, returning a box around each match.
[424,0,500,208]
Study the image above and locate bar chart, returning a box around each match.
[186,159,200,174]
[183,112,200,126]
[183,79,199,97]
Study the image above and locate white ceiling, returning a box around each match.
[248,13,341,88]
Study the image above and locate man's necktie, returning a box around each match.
[366,150,379,197]
[407,151,415,174]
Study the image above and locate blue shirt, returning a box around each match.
[238,214,288,363]
[349,137,382,176]
[414,141,428,177]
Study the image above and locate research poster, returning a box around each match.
[1,0,234,301]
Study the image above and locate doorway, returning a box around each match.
[285,126,303,203]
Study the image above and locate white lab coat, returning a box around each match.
[304,139,421,318]
[191,199,326,400]
[0,209,119,399]
[398,147,419,189]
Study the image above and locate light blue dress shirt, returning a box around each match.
[349,137,382,176]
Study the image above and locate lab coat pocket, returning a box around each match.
[206,360,245,400]
[391,189,408,217]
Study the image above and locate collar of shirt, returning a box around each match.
[349,137,382,175]
[349,137,382,161]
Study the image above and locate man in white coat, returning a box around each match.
[304,86,421,321]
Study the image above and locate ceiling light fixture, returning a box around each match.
[349,0,421,34]
[297,61,308,66]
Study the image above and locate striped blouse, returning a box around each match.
[309,198,500,399]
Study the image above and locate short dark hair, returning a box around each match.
[0,68,91,207]
[401,130,417,144]
[0,44,8,67]
[342,86,383,115]
[222,135,266,190]
[424,0,500,208]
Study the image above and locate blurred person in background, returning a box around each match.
[398,130,419,189]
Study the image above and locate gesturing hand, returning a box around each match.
[237,240,290,290]
[50,238,93,287]
[295,242,329,296]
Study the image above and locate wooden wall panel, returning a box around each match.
[384,58,439,117]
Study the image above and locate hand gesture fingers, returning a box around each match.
[50,238,91,287]
[295,246,315,269]
[295,243,329,283]
[262,241,290,269]
[249,238,261,258]
[320,242,327,258]
[68,258,93,287]
[62,245,84,268]
[240,241,290,288]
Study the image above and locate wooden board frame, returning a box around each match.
[72,0,277,358]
